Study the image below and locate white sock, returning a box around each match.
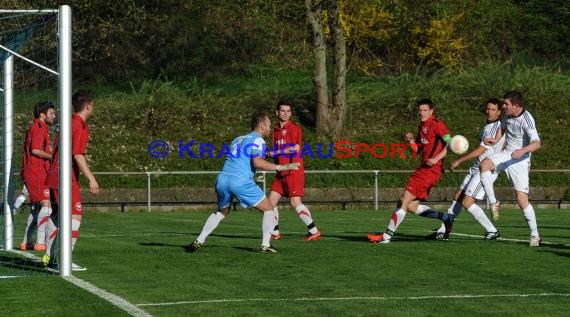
[523,204,539,237]
[418,204,446,233]
[480,171,498,203]
[262,210,276,247]
[71,218,81,250]
[436,223,446,233]
[295,204,318,234]
[196,211,225,244]
[271,206,280,235]
[45,218,58,257]
[386,208,407,236]
[414,204,441,219]
[23,212,36,244]
[13,194,27,210]
[467,204,497,232]
[36,207,50,245]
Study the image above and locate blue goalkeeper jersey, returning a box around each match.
[220,131,266,180]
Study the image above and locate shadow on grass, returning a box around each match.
[541,242,570,250]
[327,232,435,243]
[232,246,259,253]
[542,251,570,258]
[0,253,52,275]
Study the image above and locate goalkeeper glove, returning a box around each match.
[276,162,300,171]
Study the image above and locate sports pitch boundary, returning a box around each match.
[1,249,153,317]
[3,229,567,316]
[136,292,570,307]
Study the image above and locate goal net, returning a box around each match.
[1,6,72,277]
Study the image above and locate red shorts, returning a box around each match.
[270,172,305,198]
[405,166,442,200]
[50,184,83,215]
[23,178,50,203]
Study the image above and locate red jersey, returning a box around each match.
[416,115,449,169]
[272,120,304,175]
[22,119,52,181]
[48,114,89,188]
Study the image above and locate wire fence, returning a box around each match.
[4,169,569,212]
[81,169,570,212]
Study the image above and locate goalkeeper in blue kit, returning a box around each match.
[186,110,299,253]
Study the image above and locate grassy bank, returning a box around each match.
[10,62,570,189]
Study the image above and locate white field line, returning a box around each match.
[47,229,570,248]
[451,232,570,247]
[137,292,570,307]
[65,276,153,317]
[0,249,153,317]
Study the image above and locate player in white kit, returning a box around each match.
[428,99,504,240]
[479,90,542,247]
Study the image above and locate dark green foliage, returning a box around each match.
[3,1,570,81]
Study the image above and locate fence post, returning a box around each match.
[374,170,379,211]
[146,172,151,212]
[262,171,267,193]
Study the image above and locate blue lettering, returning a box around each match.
[265,143,278,158]
[281,143,297,158]
[178,140,197,158]
[200,143,215,158]
[300,143,315,158]
[259,144,268,158]
[217,143,230,158]
[243,143,260,158]
[316,143,333,158]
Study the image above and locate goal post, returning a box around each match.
[1,5,73,276]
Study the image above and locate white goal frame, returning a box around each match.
[1,5,73,276]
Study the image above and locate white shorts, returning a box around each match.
[485,151,531,193]
[459,168,487,200]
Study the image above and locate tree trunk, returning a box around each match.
[305,0,329,136]
[327,0,347,139]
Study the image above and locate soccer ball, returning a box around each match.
[449,135,469,155]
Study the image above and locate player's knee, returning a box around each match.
[461,198,474,209]
[479,159,494,171]
[516,192,529,209]
[290,198,303,208]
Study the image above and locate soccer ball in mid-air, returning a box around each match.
[449,135,469,155]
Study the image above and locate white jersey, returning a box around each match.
[469,120,505,170]
[503,110,540,153]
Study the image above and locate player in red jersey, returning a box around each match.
[368,99,455,243]
[266,100,321,241]
[42,90,100,270]
[20,101,56,251]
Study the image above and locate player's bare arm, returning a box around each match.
[449,145,487,170]
[483,127,503,146]
[281,144,300,155]
[73,154,100,195]
[512,139,541,159]
[405,132,418,154]
[31,148,52,160]
[427,134,451,166]
[252,156,299,171]
[426,146,447,166]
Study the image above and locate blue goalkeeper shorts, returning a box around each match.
[215,173,265,209]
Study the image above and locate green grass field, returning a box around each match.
[2,207,569,317]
